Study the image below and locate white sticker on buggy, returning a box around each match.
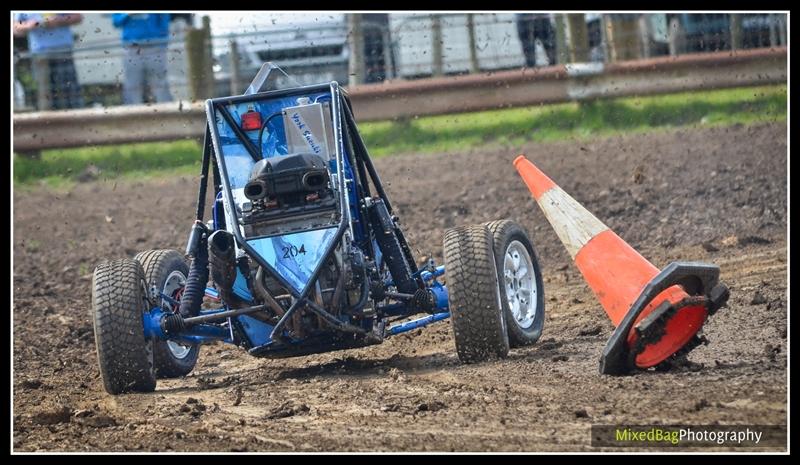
[289,112,323,154]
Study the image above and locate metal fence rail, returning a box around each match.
[349,47,787,120]
[13,47,786,153]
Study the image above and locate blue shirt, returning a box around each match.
[15,13,75,54]
[112,13,171,45]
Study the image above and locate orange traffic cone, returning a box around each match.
[513,155,729,374]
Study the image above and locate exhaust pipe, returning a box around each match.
[301,170,329,190]
[208,230,237,304]
[244,179,267,200]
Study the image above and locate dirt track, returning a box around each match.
[13,123,787,452]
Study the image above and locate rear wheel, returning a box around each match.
[134,249,199,378]
[91,259,157,394]
[443,224,509,363]
[484,220,545,347]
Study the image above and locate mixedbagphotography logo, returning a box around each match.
[591,425,787,449]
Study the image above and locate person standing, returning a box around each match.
[13,13,84,110]
[112,13,173,105]
[362,13,390,83]
[515,13,556,68]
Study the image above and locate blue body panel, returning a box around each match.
[214,94,301,188]
[236,315,274,347]
[213,191,224,231]
[247,227,338,294]
[232,268,253,302]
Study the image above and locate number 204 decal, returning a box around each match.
[282,244,306,258]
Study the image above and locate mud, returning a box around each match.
[13,123,787,451]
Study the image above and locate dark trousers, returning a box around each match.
[517,17,556,67]
[32,53,84,110]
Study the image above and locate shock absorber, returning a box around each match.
[179,223,209,318]
[366,198,419,295]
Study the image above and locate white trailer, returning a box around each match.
[389,13,527,78]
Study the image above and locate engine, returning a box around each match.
[241,152,338,238]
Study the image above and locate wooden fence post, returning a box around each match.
[606,14,643,62]
[348,14,365,85]
[32,56,52,111]
[566,14,589,62]
[431,14,444,76]
[467,14,479,74]
[555,14,569,64]
[229,39,241,95]
[730,14,743,51]
[185,15,215,100]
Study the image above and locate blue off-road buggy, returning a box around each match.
[91,64,546,394]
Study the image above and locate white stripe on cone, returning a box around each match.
[537,187,609,259]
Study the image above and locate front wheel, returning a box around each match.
[134,249,199,378]
[443,224,509,363]
[484,220,545,347]
[91,259,157,394]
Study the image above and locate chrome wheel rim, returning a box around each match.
[162,270,192,359]
[503,240,538,329]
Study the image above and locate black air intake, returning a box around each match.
[244,152,330,200]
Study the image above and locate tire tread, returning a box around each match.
[92,259,156,394]
[443,224,509,362]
